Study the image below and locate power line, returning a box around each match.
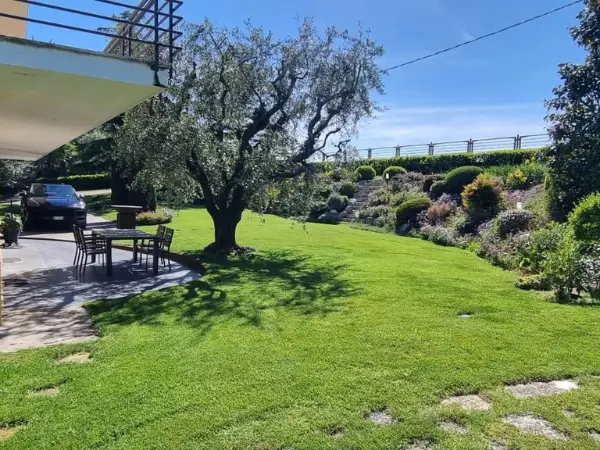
[382,0,583,72]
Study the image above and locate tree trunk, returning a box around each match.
[205,208,243,253]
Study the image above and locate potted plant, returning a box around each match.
[2,213,22,245]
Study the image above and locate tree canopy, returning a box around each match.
[546,0,600,220]
[115,19,385,252]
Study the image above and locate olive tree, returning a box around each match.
[115,19,384,252]
[546,0,600,220]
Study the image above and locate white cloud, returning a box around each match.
[353,104,548,151]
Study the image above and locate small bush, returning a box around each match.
[569,193,600,242]
[462,174,504,221]
[337,181,358,198]
[396,196,431,227]
[515,275,551,291]
[389,172,427,193]
[423,174,444,193]
[493,209,534,237]
[368,189,392,207]
[429,180,446,198]
[359,205,393,219]
[326,193,349,212]
[424,202,453,225]
[505,169,529,190]
[444,166,484,195]
[420,225,465,247]
[354,165,376,181]
[475,229,530,270]
[383,166,407,180]
[518,223,565,273]
[544,230,585,301]
[136,208,175,226]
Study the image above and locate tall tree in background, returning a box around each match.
[546,0,600,220]
[115,19,384,252]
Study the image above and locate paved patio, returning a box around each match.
[0,214,201,352]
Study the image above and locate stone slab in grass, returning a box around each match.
[439,420,467,434]
[367,409,397,425]
[502,414,567,440]
[506,380,578,398]
[325,425,344,438]
[28,386,60,397]
[0,425,25,441]
[588,430,600,441]
[490,441,507,450]
[441,394,491,411]
[58,352,91,364]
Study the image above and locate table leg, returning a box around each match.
[91,235,97,263]
[133,239,138,262]
[153,238,159,275]
[106,239,113,277]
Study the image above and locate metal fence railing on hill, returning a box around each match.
[347,133,551,160]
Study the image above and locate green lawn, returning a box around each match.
[3,209,600,449]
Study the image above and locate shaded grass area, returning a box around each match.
[2,210,600,449]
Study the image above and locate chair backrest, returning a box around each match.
[162,228,174,250]
[72,225,82,247]
[156,225,166,237]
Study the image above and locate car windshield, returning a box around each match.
[31,184,76,197]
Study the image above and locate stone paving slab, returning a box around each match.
[1,215,201,352]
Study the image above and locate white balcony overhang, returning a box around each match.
[0,36,169,160]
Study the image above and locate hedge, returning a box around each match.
[316,148,542,175]
[36,173,111,191]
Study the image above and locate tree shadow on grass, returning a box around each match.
[86,250,359,336]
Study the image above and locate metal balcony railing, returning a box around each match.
[0,0,183,70]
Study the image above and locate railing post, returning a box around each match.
[467,139,474,153]
[169,0,174,66]
[367,148,372,159]
[153,0,160,70]
[322,153,326,162]
[428,142,434,156]
[395,145,401,157]
[514,134,522,150]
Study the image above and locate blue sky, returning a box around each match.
[26,0,585,149]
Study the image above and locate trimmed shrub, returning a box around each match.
[337,181,358,198]
[493,209,534,237]
[569,193,600,242]
[462,174,504,221]
[383,166,407,180]
[326,193,349,212]
[354,165,376,181]
[396,196,431,227]
[429,180,446,198]
[136,208,175,226]
[37,173,110,191]
[423,174,444,193]
[444,166,484,195]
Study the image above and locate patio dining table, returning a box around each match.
[91,228,162,277]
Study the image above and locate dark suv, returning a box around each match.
[21,183,87,229]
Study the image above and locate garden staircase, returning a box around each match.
[340,179,383,223]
